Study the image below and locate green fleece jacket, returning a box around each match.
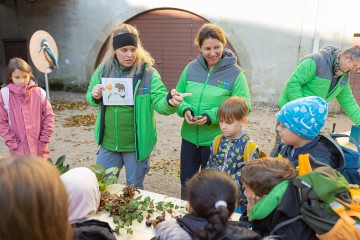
[278,45,360,124]
[86,62,176,161]
[176,48,252,146]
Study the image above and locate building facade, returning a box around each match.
[1,0,359,106]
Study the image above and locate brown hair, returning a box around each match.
[186,169,238,239]
[218,96,248,123]
[194,23,227,47]
[3,57,33,87]
[0,156,71,240]
[241,157,296,197]
[101,23,154,77]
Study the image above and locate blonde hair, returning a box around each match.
[218,96,248,123]
[0,156,71,240]
[101,23,154,77]
[241,157,296,197]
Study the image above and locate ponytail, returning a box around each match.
[195,205,229,239]
[186,169,238,240]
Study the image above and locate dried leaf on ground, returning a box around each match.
[52,101,88,111]
[63,114,96,127]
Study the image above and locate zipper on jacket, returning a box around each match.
[114,67,124,152]
[114,106,119,151]
[327,74,345,98]
[134,80,141,160]
[196,72,212,145]
[221,140,232,171]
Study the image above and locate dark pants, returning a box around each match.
[180,138,210,200]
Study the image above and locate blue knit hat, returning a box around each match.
[276,96,328,139]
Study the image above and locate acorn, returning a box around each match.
[152,219,160,228]
[145,219,153,227]
[156,216,165,222]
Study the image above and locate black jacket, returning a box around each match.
[72,219,116,240]
[241,183,317,240]
[152,214,262,240]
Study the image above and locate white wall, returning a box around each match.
[0,0,359,105]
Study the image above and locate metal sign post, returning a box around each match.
[44,72,50,101]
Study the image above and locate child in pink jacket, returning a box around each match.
[0,58,54,159]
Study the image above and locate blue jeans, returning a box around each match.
[96,146,150,189]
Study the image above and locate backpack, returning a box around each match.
[293,154,360,240]
[212,134,267,161]
[0,86,46,130]
[277,132,360,184]
[318,133,360,184]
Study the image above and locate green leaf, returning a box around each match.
[126,228,133,235]
[55,155,66,166]
[113,216,120,224]
[105,166,120,176]
[114,225,121,235]
[90,164,105,180]
[124,214,132,221]
[124,219,132,226]
[47,158,54,164]
[90,164,105,172]
[134,196,142,201]
[105,175,118,185]
[137,214,144,223]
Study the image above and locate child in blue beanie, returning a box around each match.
[271,96,334,166]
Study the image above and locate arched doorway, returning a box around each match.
[95,9,237,90]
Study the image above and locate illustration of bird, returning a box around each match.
[39,38,60,71]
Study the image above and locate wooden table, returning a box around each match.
[95,184,241,240]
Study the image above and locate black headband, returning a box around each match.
[113,33,138,50]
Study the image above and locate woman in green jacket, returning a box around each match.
[175,23,252,199]
[86,23,189,189]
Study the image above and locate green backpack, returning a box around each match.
[291,154,360,239]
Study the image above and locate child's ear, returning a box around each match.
[241,117,248,125]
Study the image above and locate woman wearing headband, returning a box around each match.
[86,23,190,189]
[152,169,262,240]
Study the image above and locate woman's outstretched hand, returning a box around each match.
[168,89,192,107]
